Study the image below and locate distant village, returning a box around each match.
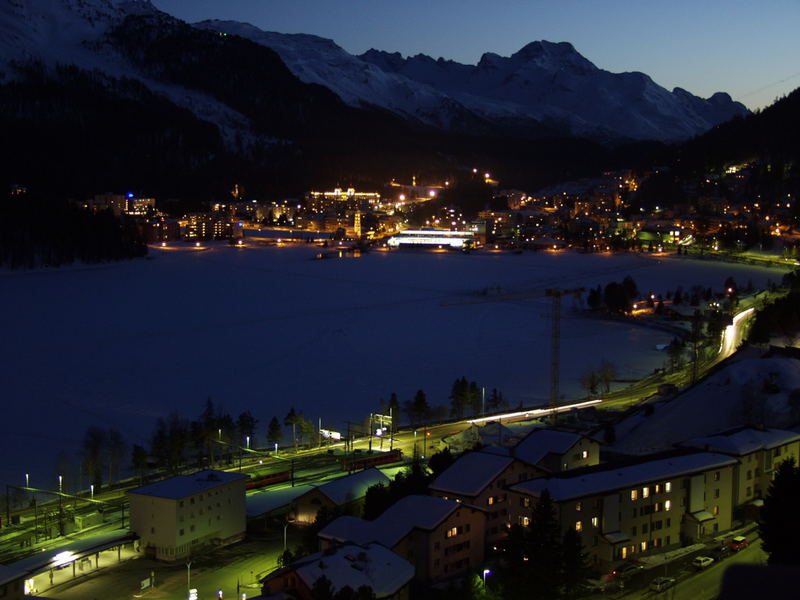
[65,160,799,263]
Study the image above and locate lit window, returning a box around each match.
[488,497,495,506]
[642,487,650,498]
[655,484,661,494]
[641,541,648,552]
[591,517,599,527]
[713,505,720,515]
[631,490,639,501]
[446,527,458,538]
[520,516,530,526]
[581,450,588,459]
[665,500,672,511]
[654,502,662,512]
[575,521,583,532]
[665,481,672,492]
[576,501,583,512]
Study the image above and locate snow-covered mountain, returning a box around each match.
[198,21,748,142]
[0,0,267,147]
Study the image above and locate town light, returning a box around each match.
[483,569,492,587]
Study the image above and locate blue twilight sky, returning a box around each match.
[151,0,800,111]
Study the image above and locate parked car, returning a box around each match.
[710,545,731,561]
[611,562,643,579]
[650,576,676,592]
[586,579,608,592]
[728,535,749,551]
[692,556,714,569]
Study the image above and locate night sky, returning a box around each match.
[151,0,800,111]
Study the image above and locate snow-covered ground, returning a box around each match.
[0,246,781,489]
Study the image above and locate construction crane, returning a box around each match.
[442,287,583,411]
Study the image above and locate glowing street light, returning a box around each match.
[25,473,29,488]
[483,569,492,587]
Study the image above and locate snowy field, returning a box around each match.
[0,245,782,489]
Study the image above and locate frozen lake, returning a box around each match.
[0,245,781,489]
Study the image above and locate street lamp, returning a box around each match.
[25,473,29,488]
[482,569,492,587]
[58,475,62,493]
[186,561,192,596]
[246,436,250,449]
[283,520,290,552]
[90,484,94,499]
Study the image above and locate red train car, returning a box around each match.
[342,449,403,471]
[246,470,291,490]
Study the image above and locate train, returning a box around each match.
[341,449,403,471]
[246,470,291,490]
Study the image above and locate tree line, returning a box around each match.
[0,193,147,269]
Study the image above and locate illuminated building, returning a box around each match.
[185,213,241,240]
[306,188,382,215]
[386,229,479,249]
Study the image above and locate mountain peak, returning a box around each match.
[514,40,576,58]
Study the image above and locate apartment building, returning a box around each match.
[509,451,737,567]
[679,427,800,513]
[319,495,486,582]
[127,470,247,561]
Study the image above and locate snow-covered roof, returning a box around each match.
[0,530,136,586]
[246,484,313,518]
[315,468,390,505]
[320,495,462,548]
[607,356,800,455]
[128,470,247,500]
[511,453,737,501]
[514,429,585,466]
[429,451,514,496]
[291,542,414,599]
[679,427,800,456]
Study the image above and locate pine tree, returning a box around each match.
[759,458,800,565]
[267,416,283,447]
[560,528,593,597]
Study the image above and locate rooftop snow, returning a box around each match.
[291,542,414,597]
[320,495,461,548]
[1,530,136,586]
[246,484,313,518]
[429,451,514,496]
[514,429,584,466]
[315,468,390,505]
[607,355,800,455]
[511,453,737,501]
[128,470,246,500]
[679,427,800,455]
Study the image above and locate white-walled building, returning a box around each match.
[127,470,247,561]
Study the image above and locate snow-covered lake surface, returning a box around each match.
[0,245,782,489]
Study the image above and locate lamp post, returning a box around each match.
[482,569,491,588]
[186,561,192,597]
[25,473,29,488]
[90,484,94,500]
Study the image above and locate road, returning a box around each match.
[626,540,767,600]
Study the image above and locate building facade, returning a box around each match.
[127,470,247,561]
